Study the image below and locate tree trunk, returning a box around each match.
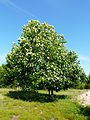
[48,88,50,97]
[51,89,54,100]
[51,89,53,96]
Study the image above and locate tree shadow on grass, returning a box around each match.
[78,105,90,120]
[82,106,90,120]
[6,90,69,103]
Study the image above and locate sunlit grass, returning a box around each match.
[0,88,89,120]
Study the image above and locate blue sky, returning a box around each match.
[0,0,90,75]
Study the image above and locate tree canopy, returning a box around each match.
[6,20,87,95]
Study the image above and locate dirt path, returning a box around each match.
[78,90,90,106]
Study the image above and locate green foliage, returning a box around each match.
[71,67,87,89]
[0,63,19,88]
[6,20,87,93]
[0,64,7,87]
[86,74,90,89]
[76,70,87,89]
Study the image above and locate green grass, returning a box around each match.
[0,88,89,120]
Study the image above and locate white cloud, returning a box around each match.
[0,0,38,19]
[79,55,90,62]
[78,55,90,75]
[0,54,6,65]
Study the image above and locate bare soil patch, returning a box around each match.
[78,90,90,106]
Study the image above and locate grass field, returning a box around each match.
[0,88,90,120]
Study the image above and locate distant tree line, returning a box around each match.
[86,74,90,89]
